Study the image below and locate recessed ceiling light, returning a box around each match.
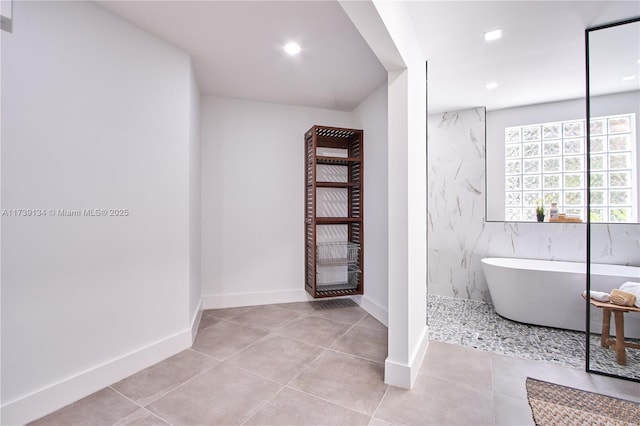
[622,75,636,81]
[284,42,301,56]
[636,58,640,64]
[484,29,503,42]
[486,82,499,90]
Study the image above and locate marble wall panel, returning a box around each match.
[428,107,639,303]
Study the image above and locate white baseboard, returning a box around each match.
[2,291,387,425]
[202,288,313,309]
[203,290,388,329]
[191,297,204,341]
[384,325,429,389]
[1,329,192,426]
[352,295,388,327]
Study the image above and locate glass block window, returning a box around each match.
[504,113,636,222]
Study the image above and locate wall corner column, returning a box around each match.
[339,0,428,389]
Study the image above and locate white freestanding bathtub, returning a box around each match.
[481,257,640,338]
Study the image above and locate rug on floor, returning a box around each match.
[526,377,640,425]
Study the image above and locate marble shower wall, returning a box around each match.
[428,107,640,303]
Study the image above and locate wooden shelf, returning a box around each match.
[316,156,361,165]
[314,287,362,298]
[305,125,364,299]
[549,218,583,223]
[315,217,361,224]
[315,181,360,188]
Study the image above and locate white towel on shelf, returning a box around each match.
[582,290,610,302]
[619,282,640,308]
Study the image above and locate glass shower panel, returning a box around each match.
[586,17,640,382]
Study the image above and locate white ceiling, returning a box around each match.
[97,1,640,114]
[96,0,387,112]
[406,1,640,113]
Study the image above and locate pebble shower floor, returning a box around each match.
[427,294,640,380]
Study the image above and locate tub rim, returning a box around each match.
[480,257,640,277]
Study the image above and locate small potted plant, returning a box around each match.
[536,201,545,222]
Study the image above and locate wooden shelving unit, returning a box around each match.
[305,125,363,298]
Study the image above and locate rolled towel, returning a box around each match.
[610,289,637,307]
[582,290,610,302]
[619,281,640,308]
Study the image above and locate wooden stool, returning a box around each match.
[588,298,640,365]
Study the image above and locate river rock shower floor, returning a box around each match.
[428,294,640,380]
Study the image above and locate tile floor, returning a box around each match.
[31,299,639,426]
[428,294,640,380]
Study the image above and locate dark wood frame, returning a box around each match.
[305,125,364,298]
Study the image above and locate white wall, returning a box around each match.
[189,68,202,331]
[486,91,640,220]
[352,82,389,324]
[428,107,640,303]
[1,2,197,424]
[200,83,390,319]
[200,96,354,307]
